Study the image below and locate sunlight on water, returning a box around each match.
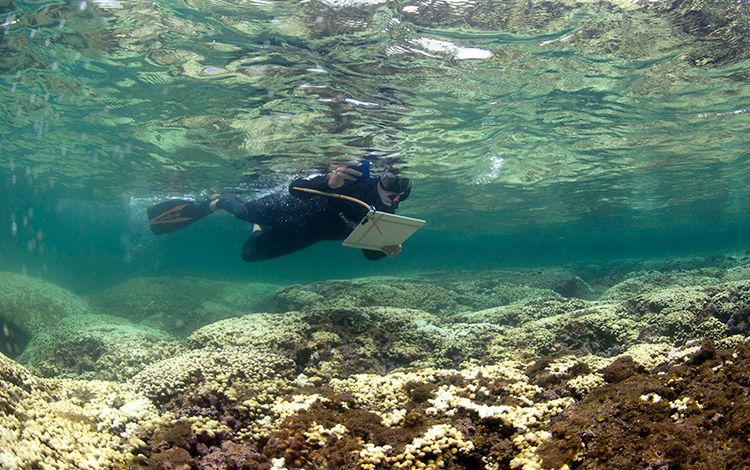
[0,0,749,280]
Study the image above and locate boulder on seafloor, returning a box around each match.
[0,271,182,381]
[0,271,94,336]
[447,298,590,327]
[457,280,750,360]
[88,276,279,337]
[484,302,641,360]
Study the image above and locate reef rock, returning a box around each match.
[89,276,279,336]
[0,272,181,381]
[272,269,588,315]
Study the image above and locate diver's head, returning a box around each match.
[377,171,411,207]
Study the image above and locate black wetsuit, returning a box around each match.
[219,174,397,262]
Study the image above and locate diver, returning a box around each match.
[147,161,412,261]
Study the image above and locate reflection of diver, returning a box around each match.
[148,161,411,261]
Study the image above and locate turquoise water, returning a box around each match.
[2,0,750,290]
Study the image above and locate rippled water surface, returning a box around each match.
[1,0,750,284]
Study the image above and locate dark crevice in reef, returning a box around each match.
[0,319,31,360]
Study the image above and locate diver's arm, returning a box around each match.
[289,165,365,198]
[288,174,332,198]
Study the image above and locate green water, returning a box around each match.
[2,0,750,291]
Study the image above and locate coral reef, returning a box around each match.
[0,271,94,333]
[20,313,183,381]
[599,269,724,300]
[89,276,279,336]
[134,307,505,403]
[2,262,750,468]
[0,272,182,381]
[0,352,162,469]
[273,268,589,315]
[538,340,750,468]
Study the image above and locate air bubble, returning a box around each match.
[2,324,9,337]
[79,1,87,11]
[11,221,17,236]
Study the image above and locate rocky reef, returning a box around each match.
[0,272,182,381]
[1,255,750,468]
[88,277,279,337]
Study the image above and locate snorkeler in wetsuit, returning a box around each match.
[147,161,411,262]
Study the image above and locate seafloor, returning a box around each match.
[2,253,750,469]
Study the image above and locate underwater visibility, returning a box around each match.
[2,0,750,468]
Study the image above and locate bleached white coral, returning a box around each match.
[427,385,572,431]
[392,424,474,469]
[305,423,348,447]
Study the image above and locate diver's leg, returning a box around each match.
[218,193,301,226]
[217,196,253,222]
[240,227,317,262]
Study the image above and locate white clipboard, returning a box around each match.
[343,210,426,251]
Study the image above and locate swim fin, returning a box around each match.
[147,199,215,235]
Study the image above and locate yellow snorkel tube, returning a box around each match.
[291,187,382,234]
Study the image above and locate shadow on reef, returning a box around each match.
[0,319,30,359]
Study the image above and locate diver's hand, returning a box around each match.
[382,244,402,258]
[328,164,363,189]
